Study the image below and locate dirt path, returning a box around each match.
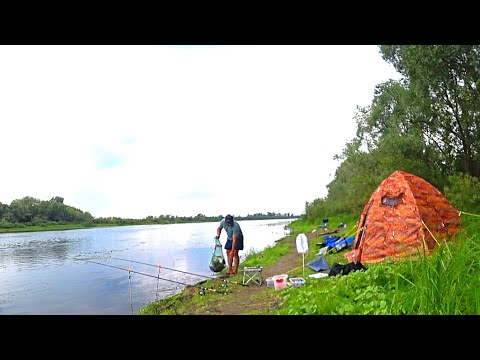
[201,236,304,315]
[157,230,336,315]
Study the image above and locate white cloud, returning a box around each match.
[0,45,401,219]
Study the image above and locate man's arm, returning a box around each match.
[216,219,224,238]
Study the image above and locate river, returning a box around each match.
[0,218,293,315]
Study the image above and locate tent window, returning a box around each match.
[381,196,402,206]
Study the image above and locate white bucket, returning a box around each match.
[272,274,288,290]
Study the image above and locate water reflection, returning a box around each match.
[0,236,83,269]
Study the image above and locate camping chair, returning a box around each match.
[242,266,263,286]
[321,219,329,230]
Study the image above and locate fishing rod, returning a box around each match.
[110,256,217,279]
[128,268,133,315]
[86,260,236,296]
[82,259,192,314]
[110,256,243,286]
[84,260,193,287]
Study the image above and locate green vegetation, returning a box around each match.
[283,45,480,315]
[278,215,480,315]
[285,46,480,314]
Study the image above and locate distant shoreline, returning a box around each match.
[0,217,298,234]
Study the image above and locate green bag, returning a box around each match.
[209,237,226,272]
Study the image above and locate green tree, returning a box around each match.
[0,202,10,220]
[305,45,480,218]
[351,79,447,188]
[380,45,480,177]
[9,196,41,223]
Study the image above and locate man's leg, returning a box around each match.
[232,250,240,275]
[227,249,234,274]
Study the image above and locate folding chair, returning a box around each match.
[242,266,263,286]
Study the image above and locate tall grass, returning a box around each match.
[391,224,480,314]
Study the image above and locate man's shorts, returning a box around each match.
[225,234,244,250]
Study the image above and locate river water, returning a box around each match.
[0,218,293,315]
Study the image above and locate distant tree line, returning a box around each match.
[304,45,480,222]
[0,196,298,230]
[0,196,94,229]
[96,212,297,226]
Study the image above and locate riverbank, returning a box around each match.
[140,233,300,314]
[140,225,350,315]
[0,222,133,233]
[142,214,480,315]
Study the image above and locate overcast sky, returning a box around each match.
[0,45,401,219]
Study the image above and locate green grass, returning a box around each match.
[240,237,293,268]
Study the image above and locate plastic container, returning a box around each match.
[289,277,305,287]
[266,277,274,288]
[272,274,288,290]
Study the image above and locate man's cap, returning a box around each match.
[225,214,234,225]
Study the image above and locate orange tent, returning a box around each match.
[345,170,460,264]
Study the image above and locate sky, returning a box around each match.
[0,45,401,219]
